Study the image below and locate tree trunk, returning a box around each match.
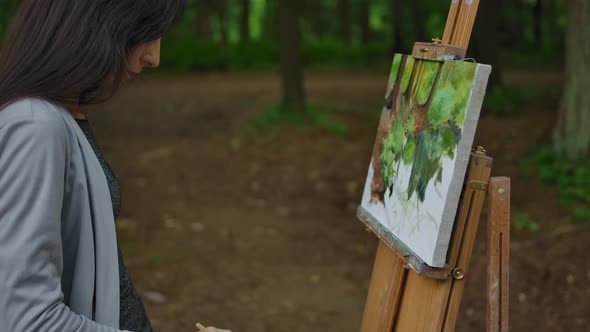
[554,0,590,159]
[216,0,229,47]
[391,0,404,53]
[339,0,353,45]
[411,0,427,42]
[501,0,522,46]
[278,0,306,112]
[360,0,372,44]
[304,1,327,40]
[533,0,543,47]
[240,0,251,42]
[262,0,278,40]
[473,0,503,88]
[545,0,563,50]
[195,0,213,41]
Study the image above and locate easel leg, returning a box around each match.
[487,177,510,332]
[360,242,407,332]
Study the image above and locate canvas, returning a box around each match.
[359,54,491,267]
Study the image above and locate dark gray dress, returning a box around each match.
[76,120,153,332]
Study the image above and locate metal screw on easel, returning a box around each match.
[474,146,487,155]
[452,268,465,280]
[498,188,505,195]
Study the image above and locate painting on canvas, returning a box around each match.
[359,54,491,267]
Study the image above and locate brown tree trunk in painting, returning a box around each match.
[278,0,306,113]
[370,108,392,202]
[360,0,372,44]
[339,0,353,45]
[240,0,251,42]
[370,56,407,203]
[473,0,502,88]
[391,0,404,53]
[553,0,590,159]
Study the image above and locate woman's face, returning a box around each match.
[126,38,161,79]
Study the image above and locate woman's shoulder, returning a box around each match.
[0,97,65,124]
[0,98,70,145]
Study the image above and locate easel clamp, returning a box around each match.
[358,207,468,281]
[470,180,489,191]
[406,255,467,281]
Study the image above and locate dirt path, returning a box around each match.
[87,70,588,332]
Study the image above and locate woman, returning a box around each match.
[0,1,230,331]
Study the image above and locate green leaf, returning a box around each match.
[513,213,541,233]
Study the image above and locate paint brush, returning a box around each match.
[196,323,210,332]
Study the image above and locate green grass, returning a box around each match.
[513,213,541,233]
[521,147,590,224]
[252,103,349,136]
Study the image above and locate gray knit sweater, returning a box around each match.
[76,120,152,332]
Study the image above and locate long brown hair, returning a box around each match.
[0,0,185,110]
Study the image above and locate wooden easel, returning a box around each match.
[358,1,510,332]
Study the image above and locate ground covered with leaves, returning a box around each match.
[87,68,588,332]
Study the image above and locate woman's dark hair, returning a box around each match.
[0,0,185,109]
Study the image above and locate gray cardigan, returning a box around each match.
[0,98,128,331]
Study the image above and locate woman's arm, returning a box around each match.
[0,115,128,332]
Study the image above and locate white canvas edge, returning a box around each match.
[429,63,492,267]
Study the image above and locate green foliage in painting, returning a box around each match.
[389,54,404,84]
[429,62,477,127]
[402,137,416,165]
[416,61,438,106]
[380,57,477,203]
[408,129,446,201]
[400,57,415,94]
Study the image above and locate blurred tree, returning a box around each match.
[301,1,340,41]
[472,0,502,88]
[262,0,278,40]
[338,0,352,45]
[240,0,251,42]
[359,0,373,44]
[391,0,404,53]
[278,0,306,112]
[301,1,321,40]
[195,0,214,40]
[554,0,590,159]
[500,0,524,48]
[533,0,543,46]
[545,0,565,51]
[1,0,567,73]
[213,0,230,47]
[411,0,427,42]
